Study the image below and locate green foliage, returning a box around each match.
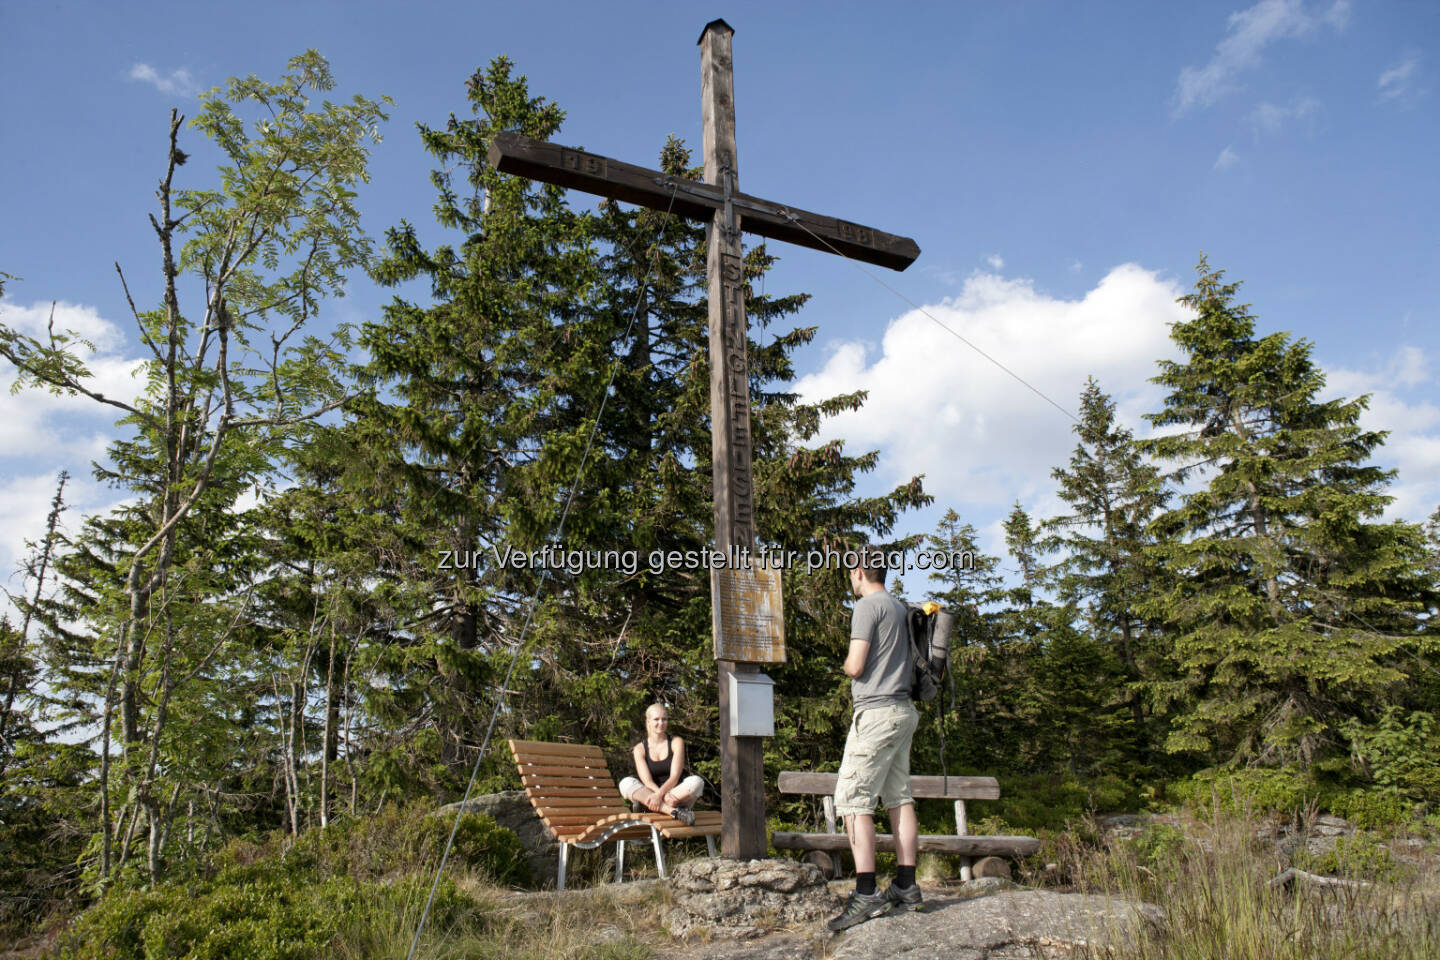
[351,54,927,801]
[1042,380,1171,773]
[1126,821,1187,868]
[211,800,530,889]
[1171,766,1323,816]
[412,810,532,887]
[58,801,508,959]
[58,869,361,960]
[1344,707,1440,803]
[1297,833,1400,881]
[14,51,1440,946]
[963,772,1144,832]
[1327,789,1419,831]
[1141,256,1435,769]
[58,868,489,960]
[1,50,392,905]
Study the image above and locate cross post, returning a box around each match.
[487,19,919,860]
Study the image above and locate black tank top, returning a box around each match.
[643,739,672,782]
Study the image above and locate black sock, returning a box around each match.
[896,865,916,888]
[856,872,876,896]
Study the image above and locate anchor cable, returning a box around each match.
[778,211,1079,424]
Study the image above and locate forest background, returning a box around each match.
[1,3,1438,953]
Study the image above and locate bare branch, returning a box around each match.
[113,263,164,363]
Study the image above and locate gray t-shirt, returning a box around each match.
[850,589,912,710]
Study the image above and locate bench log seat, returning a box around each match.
[772,771,1040,880]
[508,739,720,890]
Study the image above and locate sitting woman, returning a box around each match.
[618,703,703,826]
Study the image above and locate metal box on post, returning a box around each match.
[728,671,775,737]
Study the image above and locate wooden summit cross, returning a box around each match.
[488,19,919,859]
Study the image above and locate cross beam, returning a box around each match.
[487,132,920,271]
[487,19,919,860]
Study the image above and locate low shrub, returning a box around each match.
[1171,766,1322,818]
[961,772,1144,832]
[1297,833,1402,882]
[1127,821,1187,868]
[55,799,526,959]
[57,868,363,960]
[412,808,532,887]
[1327,789,1421,831]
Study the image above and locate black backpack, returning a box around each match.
[907,602,955,702]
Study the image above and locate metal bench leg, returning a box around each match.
[558,842,569,892]
[651,826,667,880]
[616,839,626,882]
[706,835,716,858]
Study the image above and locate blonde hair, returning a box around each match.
[645,702,668,720]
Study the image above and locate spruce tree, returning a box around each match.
[1141,256,1433,772]
[1043,379,1170,768]
[353,59,929,795]
[352,57,603,783]
[921,510,1012,769]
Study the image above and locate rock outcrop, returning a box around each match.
[830,889,1163,960]
[670,883,1163,960]
[667,857,840,939]
[436,790,557,883]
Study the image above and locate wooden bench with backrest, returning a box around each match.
[771,771,1040,880]
[508,739,721,890]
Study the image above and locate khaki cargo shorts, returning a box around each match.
[833,700,920,816]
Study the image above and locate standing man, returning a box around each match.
[827,549,922,932]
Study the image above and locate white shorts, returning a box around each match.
[833,701,919,816]
[619,774,704,806]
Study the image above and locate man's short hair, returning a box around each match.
[853,545,888,585]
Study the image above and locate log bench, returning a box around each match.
[771,770,1040,880]
[508,739,720,890]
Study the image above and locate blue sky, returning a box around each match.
[1,0,1437,606]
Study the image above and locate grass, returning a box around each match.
[27,802,1438,959]
[1028,811,1440,959]
[331,874,667,960]
[333,810,1440,959]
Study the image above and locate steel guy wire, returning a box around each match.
[775,210,1079,424]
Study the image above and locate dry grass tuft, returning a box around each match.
[1039,811,1440,960]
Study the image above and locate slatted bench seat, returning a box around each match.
[508,739,720,890]
[771,770,1040,880]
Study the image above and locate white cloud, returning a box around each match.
[0,300,146,622]
[1214,146,1240,170]
[1248,97,1320,135]
[2,299,125,352]
[1325,346,1440,523]
[1387,345,1428,388]
[1378,53,1422,102]
[0,470,131,627]
[0,301,147,458]
[128,62,201,98]
[985,253,1005,270]
[1174,0,1348,115]
[793,264,1187,510]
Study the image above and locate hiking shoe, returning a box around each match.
[826,890,891,931]
[884,882,924,912]
[671,805,695,826]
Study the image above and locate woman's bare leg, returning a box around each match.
[630,785,680,815]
